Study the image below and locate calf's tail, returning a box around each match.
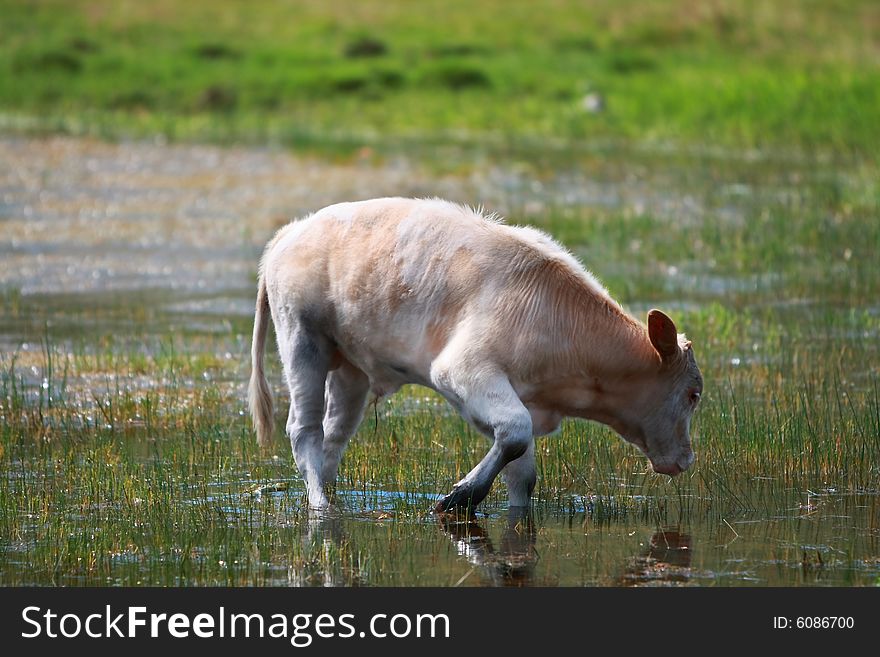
[248,275,274,447]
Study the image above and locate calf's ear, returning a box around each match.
[647,309,679,361]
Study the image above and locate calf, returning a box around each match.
[248,198,702,512]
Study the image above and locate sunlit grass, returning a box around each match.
[1,0,879,160]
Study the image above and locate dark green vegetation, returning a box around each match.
[1,0,879,160]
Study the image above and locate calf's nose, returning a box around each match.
[651,461,682,476]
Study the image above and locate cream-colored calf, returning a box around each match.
[249,198,702,511]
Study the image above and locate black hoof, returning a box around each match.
[434,486,478,515]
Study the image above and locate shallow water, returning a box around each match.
[1,135,878,587]
[233,487,879,587]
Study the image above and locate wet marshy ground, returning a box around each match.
[1,135,878,586]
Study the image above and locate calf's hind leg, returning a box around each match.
[281,325,333,509]
[321,360,370,490]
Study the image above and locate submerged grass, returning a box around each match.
[1,331,877,585]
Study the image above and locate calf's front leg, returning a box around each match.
[432,368,533,513]
[502,439,537,508]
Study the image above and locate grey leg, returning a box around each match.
[321,360,370,488]
[282,326,332,508]
[502,438,537,508]
[432,367,533,513]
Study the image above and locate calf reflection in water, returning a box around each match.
[288,511,360,587]
[438,509,538,587]
[619,528,693,586]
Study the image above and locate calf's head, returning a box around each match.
[616,310,702,476]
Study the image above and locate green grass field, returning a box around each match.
[2,0,879,160]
